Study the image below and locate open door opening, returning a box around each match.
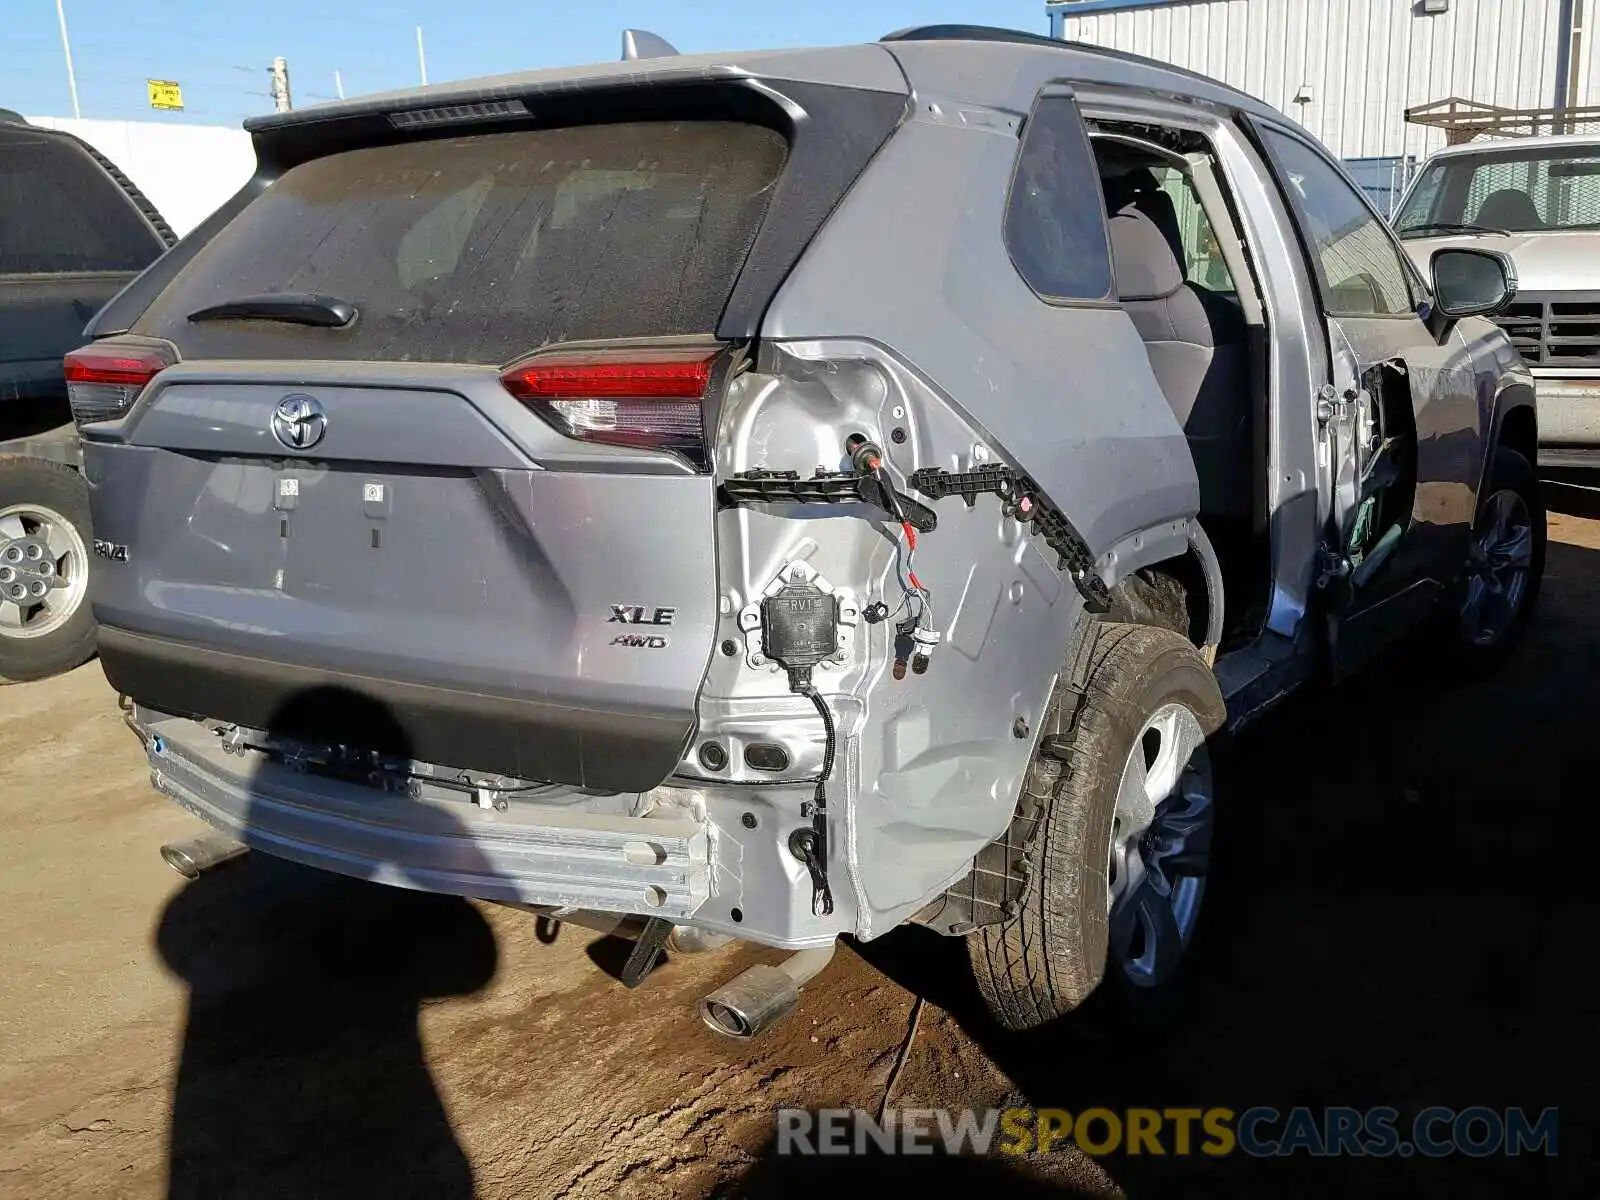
[1087,120,1274,649]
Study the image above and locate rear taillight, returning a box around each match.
[63,344,173,426]
[500,346,719,462]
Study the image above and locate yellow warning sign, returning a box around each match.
[146,80,184,111]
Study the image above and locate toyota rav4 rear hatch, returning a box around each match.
[79,89,903,791]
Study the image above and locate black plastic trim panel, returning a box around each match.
[908,464,1111,611]
[98,626,691,793]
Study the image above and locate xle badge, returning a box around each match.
[609,605,676,626]
[608,605,674,650]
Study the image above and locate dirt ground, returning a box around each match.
[3,495,1600,1198]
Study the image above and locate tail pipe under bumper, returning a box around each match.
[160,831,248,879]
[698,942,836,1039]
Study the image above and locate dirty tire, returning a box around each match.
[968,622,1226,1033]
[1435,447,1545,678]
[0,458,97,683]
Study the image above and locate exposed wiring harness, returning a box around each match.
[791,683,837,917]
[848,435,941,675]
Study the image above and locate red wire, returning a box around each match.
[901,521,924,591]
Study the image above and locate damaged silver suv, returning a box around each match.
[75,26,1541,1036]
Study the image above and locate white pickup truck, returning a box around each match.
[1396,134,1600,469]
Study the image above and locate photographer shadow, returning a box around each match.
[155,687,499,1199]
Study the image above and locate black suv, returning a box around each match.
[1,110,174,680]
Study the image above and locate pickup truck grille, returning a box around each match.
[1491,292,1600,366]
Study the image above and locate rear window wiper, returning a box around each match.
[187,292,358,328]
[1399,221,1511,237]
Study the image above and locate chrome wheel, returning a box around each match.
[1107,702,1213,989]
[0,504,89,641]
[1460,488,1533,648]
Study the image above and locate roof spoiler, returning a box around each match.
[0,108,27,124]
[621,29,679,61]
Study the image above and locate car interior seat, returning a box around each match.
[1105,170,1253,517]
[1474,188,1544,229]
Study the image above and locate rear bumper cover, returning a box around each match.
[138,704,714,918]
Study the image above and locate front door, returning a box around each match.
[1254,124,1484,673]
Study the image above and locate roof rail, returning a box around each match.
[622,29,680,61]
[881,23,1258,109]
[881,24,1064,50]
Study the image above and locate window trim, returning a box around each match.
[1249,119,1423,321]
[1002,86,1118,308]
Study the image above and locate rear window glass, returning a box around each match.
[0,130,165,275]
[138,122,789,363]
[1004,95,1114,302]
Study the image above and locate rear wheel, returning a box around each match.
[0,458,96,682]
[968,622,1226,1032]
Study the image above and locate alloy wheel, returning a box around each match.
[1107,702,1214,989]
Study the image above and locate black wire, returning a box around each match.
[873,464,908,525]
[800,685,836,811]
[693,685,836,792]
[798,684,838,915]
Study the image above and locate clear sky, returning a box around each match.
[6,1,1049,125]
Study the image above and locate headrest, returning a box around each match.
[1104,167,1188,263]
[1474,187,1543,229]
[1109,203,1185,301]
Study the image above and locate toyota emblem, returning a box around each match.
[271,394,327,450]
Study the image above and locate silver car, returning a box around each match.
[74,25,1542,1036]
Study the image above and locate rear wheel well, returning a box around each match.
[1498,403,1537,470]
[1107,553,1209,648]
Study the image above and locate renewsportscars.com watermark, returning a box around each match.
[777,1106,1558,1158]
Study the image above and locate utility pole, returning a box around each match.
[334,69,345,100]
[416,26,428,86]
[54,0,81,119]
[269,56,292,113]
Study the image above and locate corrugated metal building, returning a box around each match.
[1048,0,1595,209]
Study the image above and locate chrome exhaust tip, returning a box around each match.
[699,964,800,1039]
[160,832,247,880]
[698,943,837,1040]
